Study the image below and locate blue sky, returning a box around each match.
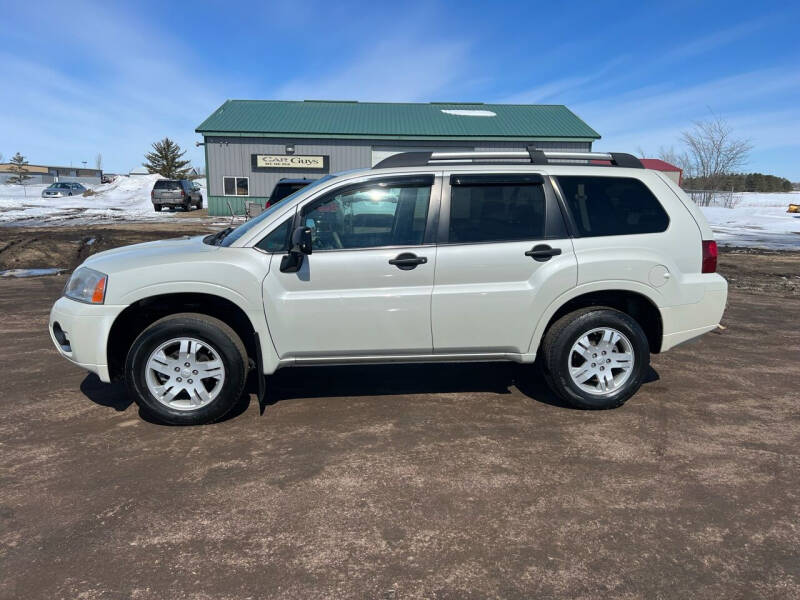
[1,0,798,179]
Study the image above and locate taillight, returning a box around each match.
[150,190,154,199]
[702,240,718,273]
[181,189,186,198]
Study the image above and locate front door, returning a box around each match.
[431,173,577,355]
[263,175,441,359]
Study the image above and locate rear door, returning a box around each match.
[431,173,577,354]
[262,174,442,358]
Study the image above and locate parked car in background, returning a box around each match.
[151,179,203,212]
[101,174,116,184]
[49,149,728,425]
[265,178,316,208]
[42,182,87,198]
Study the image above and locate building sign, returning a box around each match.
[251,154,329,173]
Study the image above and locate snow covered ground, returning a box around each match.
[0,175,208,226]
[699,192,800,250]
[1,176,798,249]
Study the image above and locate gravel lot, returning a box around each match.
[1,225,798,599]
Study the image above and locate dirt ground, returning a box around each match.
[1,225,799,599]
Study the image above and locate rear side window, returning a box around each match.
[556,176,669,237]
[448,178,546,243]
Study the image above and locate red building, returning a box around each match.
[640,158,683,185]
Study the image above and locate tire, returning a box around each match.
[154,204,162,212]
[125,313,248,425]
[196,196,203,210]
[541,307,649,410]
[183,201,191,211]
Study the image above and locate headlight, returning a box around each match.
[64,267,108,304]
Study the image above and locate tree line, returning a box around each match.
[683,172,793,193]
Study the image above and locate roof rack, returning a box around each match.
[372,147,643,169]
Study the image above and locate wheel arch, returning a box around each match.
[530,284,664,356]
[107,292,266,381]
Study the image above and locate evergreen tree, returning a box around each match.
[6,152,32,185]
[143,138,190,179]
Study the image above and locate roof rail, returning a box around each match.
[372,148,643,169]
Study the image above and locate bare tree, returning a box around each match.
[95,153,103,171]
[657,145,691,175]
[680,116,752,205]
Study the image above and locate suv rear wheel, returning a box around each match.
[541,308,649,409]
[125,313,248,425]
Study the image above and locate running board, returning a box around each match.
[278,352,537,368]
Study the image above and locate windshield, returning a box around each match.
[49,183,70,189]
[219,175,336,247]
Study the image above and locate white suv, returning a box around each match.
[49,150,727,425]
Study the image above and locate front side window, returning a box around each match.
[556,176,669,237]
[448,179,546,243]
[223,176,249,196]
[303,179,432,250]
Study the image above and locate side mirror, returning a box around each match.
[291,225,313,255]
[280,226,312,273]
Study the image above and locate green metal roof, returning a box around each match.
[196,100,600,141]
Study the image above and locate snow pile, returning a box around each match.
[0,176,207,225]
[699,192,800,250]
[1,268,66,278]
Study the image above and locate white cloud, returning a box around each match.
[0,4,226,172]
[577,67,800,145]
[273,36,470,102]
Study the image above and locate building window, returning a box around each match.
[223,176,249,196]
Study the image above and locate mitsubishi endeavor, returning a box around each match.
[49,150,727,425]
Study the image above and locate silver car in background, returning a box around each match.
[42,182,87,198]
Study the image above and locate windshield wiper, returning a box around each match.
[204,227,234,246]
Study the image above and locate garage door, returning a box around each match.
[371,146,474,167]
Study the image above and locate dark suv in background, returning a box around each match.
[265,178,316,208]
[151,179,203,212]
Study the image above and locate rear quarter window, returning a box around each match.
[556,176,669,237]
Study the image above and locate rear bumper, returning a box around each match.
[49,297,126,382]
[153,198,185,205]
[660,275,728,351]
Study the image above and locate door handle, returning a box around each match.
[389,252,428,270]
[525,244,562,262]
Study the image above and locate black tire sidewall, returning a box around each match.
[125,316,247,425]
[546,309,649,409]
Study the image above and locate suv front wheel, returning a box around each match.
[541,308,649,409]
[125,313,248,425]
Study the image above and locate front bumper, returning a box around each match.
[49,296,126,382]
